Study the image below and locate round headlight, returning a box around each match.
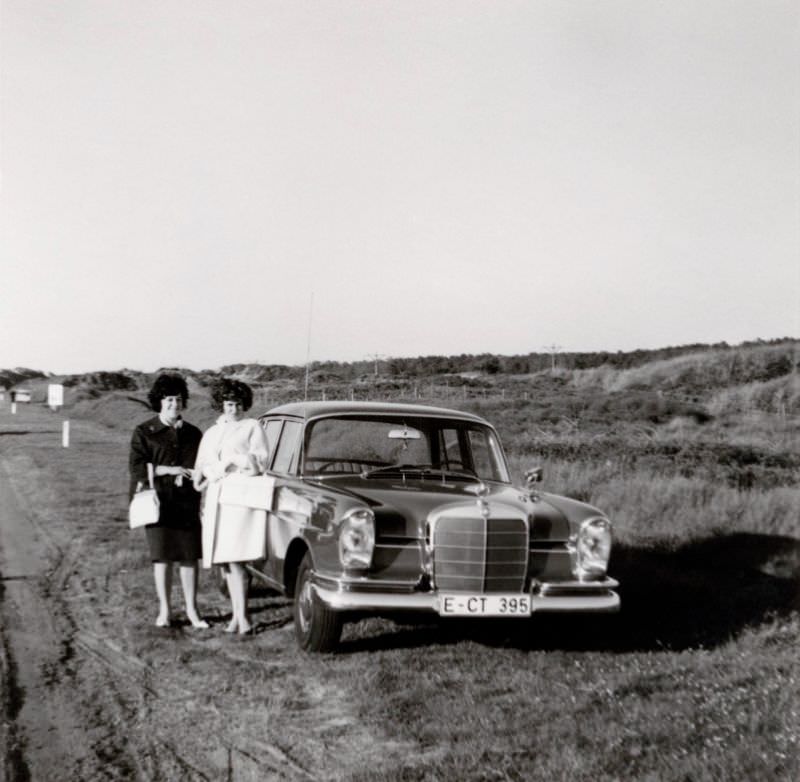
[576,517,612,579]
[338,508,375,569]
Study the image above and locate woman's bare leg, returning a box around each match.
[154,562,172,626]
[222,566,238,632]
[179,561,209,628]
[228,563,251,634]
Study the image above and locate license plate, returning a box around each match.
[437,594,531,617]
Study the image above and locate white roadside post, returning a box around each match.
[11,401,16,415]
[48,383,64,411]
[48,384,68,446]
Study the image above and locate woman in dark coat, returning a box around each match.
[129,373,208,628]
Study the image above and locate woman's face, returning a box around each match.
[160,395,183,423]
[222,400,244,422]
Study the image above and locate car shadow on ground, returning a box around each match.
[338,532,800,654]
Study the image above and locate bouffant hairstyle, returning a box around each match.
[147,373,189,412]
[210,378,253,412]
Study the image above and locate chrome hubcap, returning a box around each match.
[298,576,312,634]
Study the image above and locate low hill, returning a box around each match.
[3,339,797,425]
[0,367,46,390]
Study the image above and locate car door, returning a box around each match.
[262,417,315,587]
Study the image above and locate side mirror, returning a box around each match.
[524,466,543,488]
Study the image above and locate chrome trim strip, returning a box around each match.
[530,592,620,612]
[314,573,421,592]
[244,565,282,592]
[314,585,438,611]
[537,578,619,593]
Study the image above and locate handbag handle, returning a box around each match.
[147,462,155,490]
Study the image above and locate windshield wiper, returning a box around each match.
[424,468,478,482]
[361,463,430,478]
[361,464,477,482]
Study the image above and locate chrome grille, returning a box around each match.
[432,516,528,593]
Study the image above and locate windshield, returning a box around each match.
[303,416,510,483]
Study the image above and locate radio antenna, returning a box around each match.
[304,291,314,400]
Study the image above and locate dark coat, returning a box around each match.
[129,416,202,528]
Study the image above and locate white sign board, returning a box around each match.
[48,384,64,409]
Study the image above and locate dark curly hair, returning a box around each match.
[147,373,189,412]
[210,378,253,412]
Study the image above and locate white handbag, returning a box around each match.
[219,473,275,511]
[129,463,160,529]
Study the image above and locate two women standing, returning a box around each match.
[129,373,268,633]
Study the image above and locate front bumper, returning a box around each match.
[312,576,620,614]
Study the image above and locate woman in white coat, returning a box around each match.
[193,378,269,634]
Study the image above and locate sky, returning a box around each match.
[1,1,798,374]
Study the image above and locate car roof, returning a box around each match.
[260,400,490,425]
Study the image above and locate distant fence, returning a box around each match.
[251,384,531,410]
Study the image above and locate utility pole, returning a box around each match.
[304,291,314,400]
[365,353,386,376]
[543,344,562,372]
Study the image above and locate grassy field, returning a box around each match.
[1,343,798,780]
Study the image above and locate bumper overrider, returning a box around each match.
[311,573,620,615]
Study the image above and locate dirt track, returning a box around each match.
[0,421,307,781]
[0,452,316,781]
[0,413,398,782]
[0,449,154,780]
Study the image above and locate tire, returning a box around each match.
[293,552,343,653]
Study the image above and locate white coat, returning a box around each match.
[194,416,270,568]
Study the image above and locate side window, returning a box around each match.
[272,421,303,475]
[438,427,466,470]
[468,429,492,478]
[262,419,283,467]
[467,428,509,482]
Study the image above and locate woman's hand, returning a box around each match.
[193,475,208,491]
[229,453,261,475]
[154,465,193,478]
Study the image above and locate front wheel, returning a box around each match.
[293,553,343,653]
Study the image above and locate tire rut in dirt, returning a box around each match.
[0,619,31,782]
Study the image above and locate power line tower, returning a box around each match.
[542,344,562,372]
[365,353,386,376]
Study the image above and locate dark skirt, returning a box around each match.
[144,486,202,562]
[145,523,202,562]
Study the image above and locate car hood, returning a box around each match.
[319,476,605,542]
